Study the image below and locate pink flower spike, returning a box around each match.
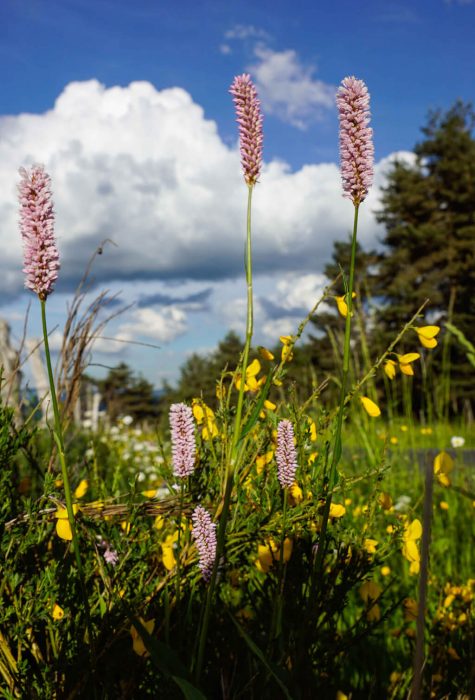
[169,403,196,478]
[336,76,374,206]
[276,419,298,489]
[18,165,60,300]
[191,506,217,583]
[229,74,263,186]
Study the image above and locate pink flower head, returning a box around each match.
[18,165,60,299]
[169,403,196,478]
[276,419,298,489]
[336,76,374,206]
[229,73,263,186]
[191,505,217,582]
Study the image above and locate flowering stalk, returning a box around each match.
[169,403,196,609]
[276,420,298,489]
[272,421,297,642]
[195,74,262,685]
[169,403,196,478]
[191,506,217,583]
[313,77,373,591]
[19,166,60,300]
[19,166,93,645]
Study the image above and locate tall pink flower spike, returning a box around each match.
[18,165,60,299]
[336,76,374,206]
[229,74,263,186]
[276,419,298,489]
[169,403,196,478]
[191,506,217,582]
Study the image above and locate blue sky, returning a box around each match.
[1,0,474,389]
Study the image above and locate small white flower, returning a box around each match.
[450,436,465,448]
[153,487,167,499]
[82,418,92,429]
[394,495,411,513]
[121,415,133,426]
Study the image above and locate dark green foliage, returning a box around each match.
[374,102,475,407]
[93,362,160,423]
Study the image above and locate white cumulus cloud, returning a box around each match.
[0,79,411,313]
[113,306,188,345]
[249,46,336,129]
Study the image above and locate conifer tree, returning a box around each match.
[375,101,475,407]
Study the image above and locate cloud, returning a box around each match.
[216,272,331,343]
[114,307,188,344]
[249,47,336,129]
[137,287,212,309]
[0,80,410,308]
[224,25,270,41]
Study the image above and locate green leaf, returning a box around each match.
[229,614,293,699]
[172,676,207,700]
[446,322,475,368]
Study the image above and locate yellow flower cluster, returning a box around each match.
[414,324,440,349]
[192,399,219,439]
[384,352,420,380]
[255,537,293,573]
[434,580,474,632]
[279,335,294,363]
[401,518,422,575]
[234,358,266,393]
[359,580,381,621]
[433,451,454,487]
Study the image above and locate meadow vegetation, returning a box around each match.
[0,77,474,699]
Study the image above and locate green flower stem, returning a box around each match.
[41,300,79,555]
[175,482,185,611]
[40,299,93,642]
[231,183,254,462]
[195,184,254,685]
[272,488,289,643]
[312,204,359,589]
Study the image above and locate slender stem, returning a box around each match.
[231,184,254,461]
[411,455,434,699]
[312,204,359,590]
[273,488,288,643]
[195,184,254,685]
[41,301,79,552]
[175,482,185,612]
[40,300,94,644]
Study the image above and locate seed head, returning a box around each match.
[229,74,263,186]
[169,403,196,478]
[276,419,298,489]
[18,165,60,299]
[336,76,374,205]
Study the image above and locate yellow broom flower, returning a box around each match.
[384,359,397,380]
[334,292,356,318]
[402,518,422,575]
[414,325,440,349]
[360,396,381,417]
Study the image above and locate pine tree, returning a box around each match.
[375,101,475,408]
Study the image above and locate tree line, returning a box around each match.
[94,102,475,424]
